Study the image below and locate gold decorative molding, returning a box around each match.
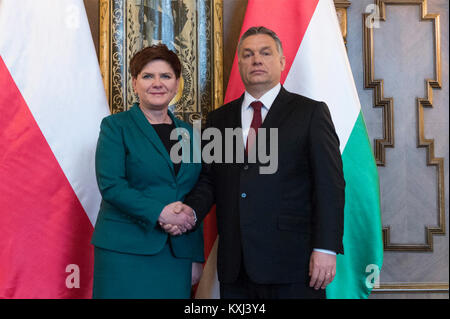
[364,0,445,252]
[99,0,125,114]
[363,2,394,166]
[373,282,449,293]
[334,0,351,45]
[99,0,110,103]
[213,0,224,110]
[108,0,126,114]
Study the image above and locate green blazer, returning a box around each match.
[91,104,204,262]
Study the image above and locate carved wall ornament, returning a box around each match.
[363,0,444,252]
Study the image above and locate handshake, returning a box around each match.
[158,201,195,236]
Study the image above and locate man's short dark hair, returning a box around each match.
[237,26,284,55]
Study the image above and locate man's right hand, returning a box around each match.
[158,202,195,235]
[158,203,194,235]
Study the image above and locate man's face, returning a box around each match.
[238,34,286,95]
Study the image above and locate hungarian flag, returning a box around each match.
[0,0,109,298]
[196,0,383,299]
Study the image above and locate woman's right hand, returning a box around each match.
[159,223,183,236]
[158,201,195,233]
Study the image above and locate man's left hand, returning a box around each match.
[308,251,336,290]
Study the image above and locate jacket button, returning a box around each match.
[241,193,247,198]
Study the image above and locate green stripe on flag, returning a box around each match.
[326,112,384,299]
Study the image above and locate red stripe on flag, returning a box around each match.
[202,206,217,258]
[0,56,94,298]
[224,0,319,103]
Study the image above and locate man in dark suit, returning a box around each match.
[163,26,345,299]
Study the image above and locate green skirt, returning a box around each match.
[93,240,192,299]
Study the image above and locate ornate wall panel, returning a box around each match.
[346,0,448,296]
[364,0,444,252]
[99,0,223,124]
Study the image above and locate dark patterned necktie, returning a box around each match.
[246,101,263,154]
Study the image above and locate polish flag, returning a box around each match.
[195,0,383,299]
[0,0,110,298]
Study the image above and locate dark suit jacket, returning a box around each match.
[91,104,204,262]
[185,87,345,284]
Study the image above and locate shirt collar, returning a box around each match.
[242,83,281,111]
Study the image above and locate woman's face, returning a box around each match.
[132,59,180,111]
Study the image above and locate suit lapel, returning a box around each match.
[224,94,247,163]
[232,95,244,129]
[261,86,295,129]
[169,112,192,180]
[226,94,245,144]
[216,94,243,129]
[129,104,175,177]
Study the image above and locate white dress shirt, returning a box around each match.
[241,83,336,256]
[241,83,281,146]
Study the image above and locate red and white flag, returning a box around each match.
[0,0,110,298]
[195,0,383,299]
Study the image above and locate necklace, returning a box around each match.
[141,106,172,124]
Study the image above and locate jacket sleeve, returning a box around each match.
[308,102,345,254]
[190,222,205,263]
[184,114,216,224]
[95,116,166,230]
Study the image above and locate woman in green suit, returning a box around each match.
[91,44,204,299]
